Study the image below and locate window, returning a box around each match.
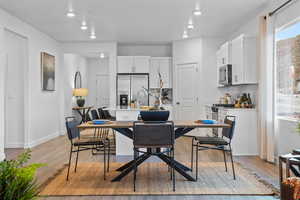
[276,21,300,119]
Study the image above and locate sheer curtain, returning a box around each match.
[258,15,276,162]
[258,0,300,162]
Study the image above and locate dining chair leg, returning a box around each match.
[75,146,79,172]
[196,143,199,181]
[107,140,110,172]
[191,138,194,172]
[103,144,106,180]
[66,145,73,181]
[172,147,175,192]
[229,145,236,180]
[222,148,228,172]
[133,148,137,192]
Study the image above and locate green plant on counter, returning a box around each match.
[0,150,44,200]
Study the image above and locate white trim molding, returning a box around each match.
[24,131,60,148]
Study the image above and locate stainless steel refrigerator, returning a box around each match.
[116,73,149,106]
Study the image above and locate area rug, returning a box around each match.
[40,162,275,196]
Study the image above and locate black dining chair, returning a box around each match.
[91,109,100,120]
[98,107,116,147]
[98,107,106,119]
[191,116,236,180]
[133,121,175,192]
[65,117,110,181]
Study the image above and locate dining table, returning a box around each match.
[78,120,230,182]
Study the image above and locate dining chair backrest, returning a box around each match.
[133,121,174,148]
[91,109,100,120]
[103,110,112,119]
[98,108,106,119]
[221,116,236,141]
[65,117,80,141]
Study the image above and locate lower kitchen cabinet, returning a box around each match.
[224,108,258,156]
[205,106,258,156]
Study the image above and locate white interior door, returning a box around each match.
[4,30,27,148]
[175,63,200,136]
[96,74,110,108]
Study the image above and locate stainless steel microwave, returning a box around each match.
[219,64,232,86]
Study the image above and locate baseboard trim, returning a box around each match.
[25,131,60,148]
[5,142,24,148]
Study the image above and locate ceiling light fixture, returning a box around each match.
[187,19,194,29]
[100,53,105,58]
[182,31,188,39]
[66,10,75,18]
[193,9,202,16]
[193,2,202,16]
[90,31,96,39]
[90,34,96,39]
[80,21,88,30]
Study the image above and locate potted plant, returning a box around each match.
[0,150,44,200]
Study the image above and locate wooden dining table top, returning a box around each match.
[77,120,230,129]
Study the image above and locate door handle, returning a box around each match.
[176,102,180,105]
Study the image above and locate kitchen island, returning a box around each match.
[106,105,173,156]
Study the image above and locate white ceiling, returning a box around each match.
[0,0,269,43]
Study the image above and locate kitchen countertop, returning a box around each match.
[205,104,257,111]
[105,105,173,111]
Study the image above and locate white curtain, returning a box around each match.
[258,15,276,162]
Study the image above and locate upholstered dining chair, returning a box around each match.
[190,116,236,180]
[65,117,110,181]
[132,121,175,192]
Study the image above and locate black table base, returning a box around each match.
[110,127,196,182]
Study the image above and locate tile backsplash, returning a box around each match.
[218,85,258,105]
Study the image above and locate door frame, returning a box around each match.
[3,28,29,149]
[96,73,110,108]
[173,62,200,120]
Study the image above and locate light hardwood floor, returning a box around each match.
[5,133,279,200]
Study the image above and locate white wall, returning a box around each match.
[86,58,109,106]
[117,44,172,57]
[63,54,88,117]
[0,7,64,158]
[61,42,117,108]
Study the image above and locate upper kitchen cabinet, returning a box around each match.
[134,56,150,73]
[218,42,231,66]
[117,56,150,73]
[150,57,172,88]
[231,34,257,85]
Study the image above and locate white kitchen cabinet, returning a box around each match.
[150,57,172,88]
[117,56,134,73]
[231,34,257,85]
[117,56,150,73]
[219,42,231,66]
[220,108,258,156]
[133,56,150,73]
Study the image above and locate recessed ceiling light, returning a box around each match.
[193,9,202,16]
[187,20,194,29]
[80,21,88,30]
[182,31,188,39]
[100,53,105,58]
[90,35,96,39]
[66,11,75,18]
